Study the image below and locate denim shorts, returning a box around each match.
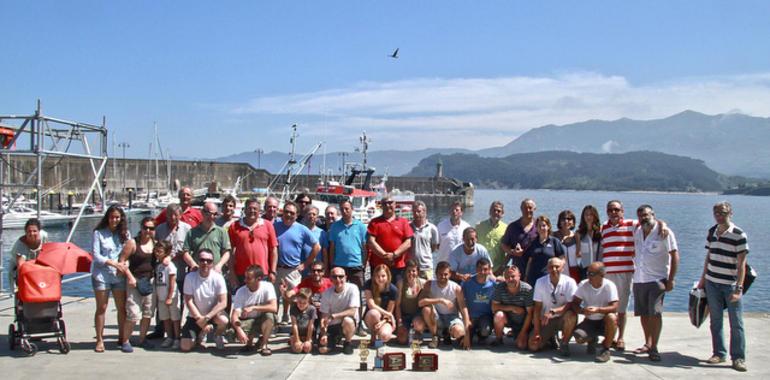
[92,275,126,291]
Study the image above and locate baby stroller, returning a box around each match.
[8,242,92,356]
[8,261,69,355]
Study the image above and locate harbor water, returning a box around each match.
[2,189,768,311]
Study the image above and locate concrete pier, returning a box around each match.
[1,296,768,379]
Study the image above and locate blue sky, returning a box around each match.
[2,1,770,158]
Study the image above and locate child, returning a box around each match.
[154,241,181,349]
[290,288,317,353]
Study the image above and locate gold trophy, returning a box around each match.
[358,339,370,371]
[411,341,421,360]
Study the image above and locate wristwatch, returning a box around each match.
[735,285,743,293]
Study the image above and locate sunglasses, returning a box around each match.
[713,211,729,216]
[332,274,346,279]
[199,258,214,264]
[204,210,219,216]
[550,289,558,304]
[142,225,156,231]
[312,269,324,273]
[587,271,601,277]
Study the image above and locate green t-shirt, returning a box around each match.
[475,219,508,271]
[183,224,231,263]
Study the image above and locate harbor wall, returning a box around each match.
[1,157,473,207]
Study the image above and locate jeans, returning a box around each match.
[705,280,745,360]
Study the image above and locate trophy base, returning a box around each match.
[359,363,368,371]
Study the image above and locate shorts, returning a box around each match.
[573,318,606,341]
[126,286,155,321]
[401,313,417,329]
[470,315,492,338]
[436,313,464,330]
[275,267,301,302]
[606,272,632,312]
[341,266,365,289]
[536,316,566,342]
[238,313,277,336]
[325,317,357,344]
[181,315,223,340]
[633,280,666,316]
[91,275,126,292]
[389,267,405,284]
[418,268,433,281]
[499,311,525,331]
[157,292,181,321]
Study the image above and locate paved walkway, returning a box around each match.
[1,296,768,379]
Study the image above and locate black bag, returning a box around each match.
[136,277,154,296]
[689,285,709,328]
[743,263,757,294]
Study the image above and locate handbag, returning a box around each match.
[136,277,154,296]
[688,284,709,328]
[743,263,757,294]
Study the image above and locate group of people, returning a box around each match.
[9,185,748,372]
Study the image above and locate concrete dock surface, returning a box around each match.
[1,296,768,379]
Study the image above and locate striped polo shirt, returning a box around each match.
[601,219,636,274]
[705,223,749,285]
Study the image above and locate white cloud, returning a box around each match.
[230,72,770,150]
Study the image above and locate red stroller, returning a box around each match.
[8,242,92,356]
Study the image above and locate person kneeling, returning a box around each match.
[570,262,618,363]
[528,257,578,356]
[231,265,277,356]
[318,267,360,355]
[418,262,472,350]
[180,249,229,352]
[290,289,317,353]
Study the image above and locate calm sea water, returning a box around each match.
[3,189,768,311]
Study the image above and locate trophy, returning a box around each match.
[358,339,370,371]
[373,339,385,370]
[383,352,406,371]
[411,341,421,360]
[412,352,439,372]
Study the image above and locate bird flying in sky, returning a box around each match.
[390,48,399,59]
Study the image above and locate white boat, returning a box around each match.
[0,205,75,229]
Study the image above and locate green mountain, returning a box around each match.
[407,151,734,192]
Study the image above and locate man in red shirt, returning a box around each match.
[367,196,413,283]
[228,198,278,288]
[155,187,203,228]
[284,262,333,310]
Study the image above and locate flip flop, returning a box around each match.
[613,339,626,352]
[649,350,661,362]
[633,345,650,355]
[260,347,272,356]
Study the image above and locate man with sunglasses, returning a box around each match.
[529,257,577,356]
[319,267,360,355]
[698,201,749,372]
[274,201,320,325]
[367,195,413,283]
[180,249,229,352]
[155,187,203,228]
[182,202,231,274]
[228,198,278,289]
[570,262,618,363]
[284,262,333,341]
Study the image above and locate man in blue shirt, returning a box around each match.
[461,258,496,346]
[274,201,320,325]
[328,200,368,335]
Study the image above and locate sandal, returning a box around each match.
[633,345,650,355]
[613,339,626,352]
[649,349,661,362]
[260,347,272,356]
[94,341,105,353]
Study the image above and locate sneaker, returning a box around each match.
[139,340,155,350]
[732,359,747,372]
[707,355,726,364]
[172,339,180,350]
[342,341,354,355]
[355,324,367,337]
[145,331,163,340]
[428,336,439,349]
[160,338,174,348]
[280,315,291,326]
[558,343,571,357]
[199,332,208,345]
[595,348,611,363]
[121,342,134,353]
[443,334,452,346]
[215,335,226,350]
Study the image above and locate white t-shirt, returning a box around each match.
[533,274,577,316]
[574,279,618,321]
[633,222,678,284]
[436,218,471,264]
[448,243,491,276]
[183,270,227,316]
[155,261,178,298]
[232,281,277,318]
[319,283,360,325]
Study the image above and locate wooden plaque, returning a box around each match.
[383,352,406,371]
[412,353,438,371]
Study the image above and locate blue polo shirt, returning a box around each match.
[275,220,318,267]
[329,219,368,268]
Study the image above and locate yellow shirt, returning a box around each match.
[474,219,508,270]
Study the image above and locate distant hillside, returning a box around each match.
[476,111,770,178]
[407,151,733,192]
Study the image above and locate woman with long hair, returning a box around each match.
[395,259,427,344]
[553,210,580,282]
[574,205,602,281]
[9,218,48,292]
[120,216,157,352]
[363,264,398,343]
[91,205,135,352]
